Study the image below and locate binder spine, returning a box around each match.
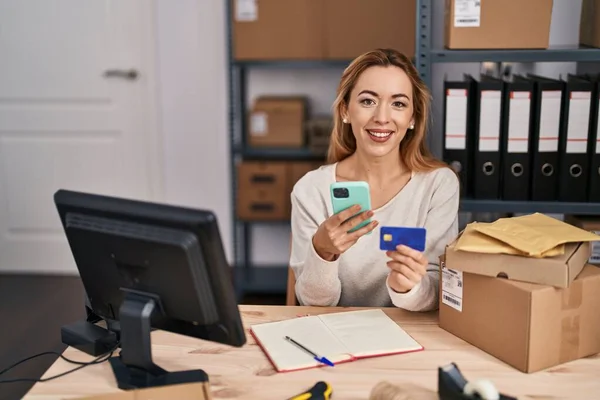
[531,88,561,201]
[443,86,471,197]
[559,90,591,202]
[474,88,502,199]
[503,89,531,200]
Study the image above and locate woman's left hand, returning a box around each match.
[385,245,428,293]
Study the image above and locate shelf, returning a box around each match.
[237,200,600,221]
[430,46,600,63]
[236,146,325,160]
[233,265,289,295]
[460,199,600,215]
[233,59,352,69]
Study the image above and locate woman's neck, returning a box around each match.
[340,150,406,190]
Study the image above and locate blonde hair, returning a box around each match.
[327,48,447,173]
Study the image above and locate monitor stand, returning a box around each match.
[109,291,209,390]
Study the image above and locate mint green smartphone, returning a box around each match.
[330,181,372,233]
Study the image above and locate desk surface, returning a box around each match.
[25,305,600,400]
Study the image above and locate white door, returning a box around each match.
[0,0,162,273]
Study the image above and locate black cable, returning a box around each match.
[0,342,120,384]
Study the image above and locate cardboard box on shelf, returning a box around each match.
[231,0,325,60]
[444,0,552,49]
[439,258,600,374]
[580,0,600,48]
[231,0,416,61]
[565,215,600,265]
[248,97,307,148]
[237,161,289,220]
[237,161,323,221]
[324,0,416,59]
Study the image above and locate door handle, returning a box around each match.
[103,69,139,80]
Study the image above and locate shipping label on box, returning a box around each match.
[441,265,463,312]
[235,0,258,22]
[250,112,268,136]
[453,0,481,27]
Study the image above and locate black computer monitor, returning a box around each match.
[54,189,246,390]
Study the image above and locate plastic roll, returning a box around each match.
[463,379,500,400]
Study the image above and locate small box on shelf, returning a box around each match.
[247,96,308,148]
[444,0,552,50]
[324,0,416,59]
[236,161,322,221]
[230,0,416,61]
[237,161,289,221]
[231,0,325,60]
[580,0,600,48]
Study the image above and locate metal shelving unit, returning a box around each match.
[416,0,600,217]
[225,0,341,299]
[227,0,600,300]
[415,0,600,92]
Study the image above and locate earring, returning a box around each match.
[409,124,414,130]
[343,118,348,123]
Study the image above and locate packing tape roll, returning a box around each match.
[463,379,500,400]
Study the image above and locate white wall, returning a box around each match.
[155,0,590,268]
[154,0,232,262]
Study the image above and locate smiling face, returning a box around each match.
[341,65,415,160]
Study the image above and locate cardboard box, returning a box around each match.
[248,97,307,148]
[444,235,590,288]
[237,161,289,220]
[231,0,325,60]
[237,161,322,220]
[439,262,600,373]
[580,0,600,48]
[324,0,416,59]
[444,0,552,49]
[565,215,600,265]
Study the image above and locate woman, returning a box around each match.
[289,48,459,311]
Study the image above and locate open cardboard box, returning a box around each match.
[439,236,600,373]
[445,232,591,288]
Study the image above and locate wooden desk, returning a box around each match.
[25,305,600,400]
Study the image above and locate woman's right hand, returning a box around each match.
[312,204,378,261]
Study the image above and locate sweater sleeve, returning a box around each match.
[386,168,460,312]
[289,186,342,306]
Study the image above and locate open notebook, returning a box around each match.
[249,309,423,372]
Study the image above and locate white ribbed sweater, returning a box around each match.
[289,163,460,311]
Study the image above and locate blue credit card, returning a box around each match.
[379,226,427,252]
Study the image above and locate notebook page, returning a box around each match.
[318,309,423,358]
[250,316,353,371]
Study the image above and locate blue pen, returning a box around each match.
[284,335,335,367]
